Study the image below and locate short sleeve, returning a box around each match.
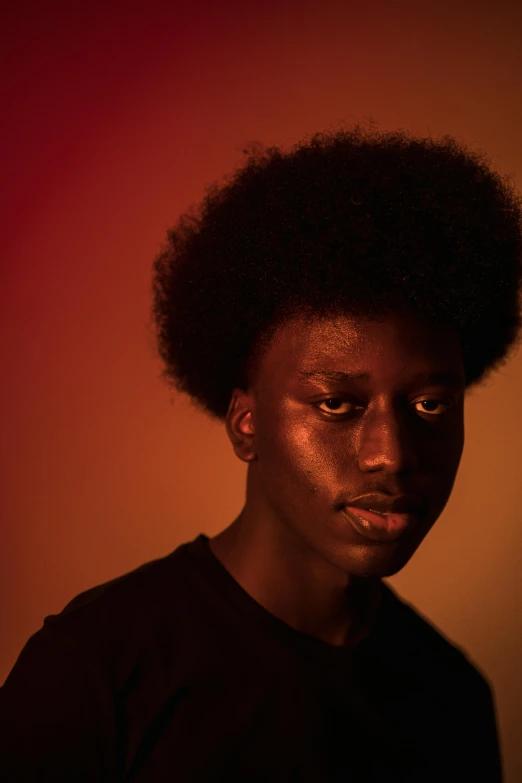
[0,622,115,782]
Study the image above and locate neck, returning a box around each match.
[208,509,382,647]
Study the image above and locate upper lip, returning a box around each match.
[345,494,425,514]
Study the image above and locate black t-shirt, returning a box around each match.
[0,533,502,782]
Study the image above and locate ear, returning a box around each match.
[225,388,257,463]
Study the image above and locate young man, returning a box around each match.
[2,125,521,781]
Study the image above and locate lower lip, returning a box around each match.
[343,506,419,543]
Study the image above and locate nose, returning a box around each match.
[357,403,419,474]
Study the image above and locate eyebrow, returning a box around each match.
[298,370,464,386]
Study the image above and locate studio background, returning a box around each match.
[2,0,522,779]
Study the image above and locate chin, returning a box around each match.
[345,542,419,579]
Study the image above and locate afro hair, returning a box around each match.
[151,122,522,419]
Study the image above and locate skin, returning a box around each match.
[208,311,465,647]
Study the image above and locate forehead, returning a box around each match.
[257,312,464,385]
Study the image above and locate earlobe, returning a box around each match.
[225,389,257,463]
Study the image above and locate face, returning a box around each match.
[231,311,465,579]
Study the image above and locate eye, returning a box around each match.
[413,398,452,416]
[314,396,454,418]
[315,398,355,415]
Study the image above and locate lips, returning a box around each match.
[342,505,420,543]
[345,493,425,515]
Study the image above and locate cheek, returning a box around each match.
[423,415,464,476]
[258,415,352,497]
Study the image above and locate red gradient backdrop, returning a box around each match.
[2,1,522,779]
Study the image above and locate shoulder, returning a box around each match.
[53,539,189,623]
[29,538,203,688]
[0,537,205,762]
[376,583,502,780]
[56,540,190,621]
[379,581,492,693]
